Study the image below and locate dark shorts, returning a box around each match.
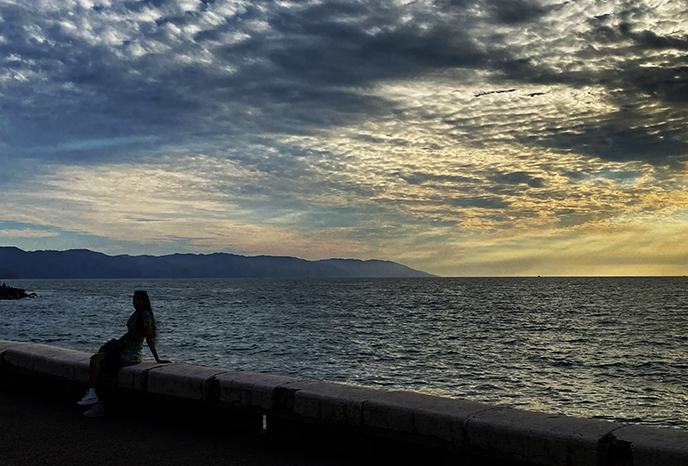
[98,339,123,371]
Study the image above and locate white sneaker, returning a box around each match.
[77,391,99,406]
[84,401,106,417]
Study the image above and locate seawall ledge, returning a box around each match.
[1,339,687,466]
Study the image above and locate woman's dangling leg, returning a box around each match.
[88,352,107,388]
[77,352,107,405]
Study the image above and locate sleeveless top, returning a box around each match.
[119,310,153,366]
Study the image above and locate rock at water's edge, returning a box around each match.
[0,282,37,300]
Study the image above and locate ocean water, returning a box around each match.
[1,277,687,430]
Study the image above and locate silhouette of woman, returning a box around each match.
[77,290,171,416]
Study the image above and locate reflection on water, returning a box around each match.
[2,277,687,429]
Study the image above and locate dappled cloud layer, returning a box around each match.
[1,0,688,275]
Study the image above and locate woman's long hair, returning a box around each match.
[134,290,157,343]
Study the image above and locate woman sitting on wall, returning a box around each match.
[77,290,171,417]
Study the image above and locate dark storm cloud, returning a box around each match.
[449,196,510,209]
[453,5,688,168]
[620,25,688,52]
[2,0,688,171]
[0,5,192,156]
[480,0,549,24]
[585,17,688,104]
[0,1,493,127]
[443,0,550,24]
[264,27,480,85]
[402,171,481,185]
[2,0,483,161]
[523,122,688,168]
[489,171,545,188]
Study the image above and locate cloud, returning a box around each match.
[0,228,58,238]
[3,0,687,166]
[449,196,511,210]
[489,171,546,188]
[1,0,688,275]
[522,122,688,167]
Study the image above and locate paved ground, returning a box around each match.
[0,387,365,466]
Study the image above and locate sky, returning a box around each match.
[1,0,688,276]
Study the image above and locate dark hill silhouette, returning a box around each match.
[0,247,435,279]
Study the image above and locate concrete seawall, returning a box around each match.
[1,340,687,466]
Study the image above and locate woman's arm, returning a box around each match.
[145,332,171,364]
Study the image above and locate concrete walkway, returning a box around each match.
[0,387,368,466]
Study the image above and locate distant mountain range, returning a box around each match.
[0,247,435,279]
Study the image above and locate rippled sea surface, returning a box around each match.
[2,277,687,429]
